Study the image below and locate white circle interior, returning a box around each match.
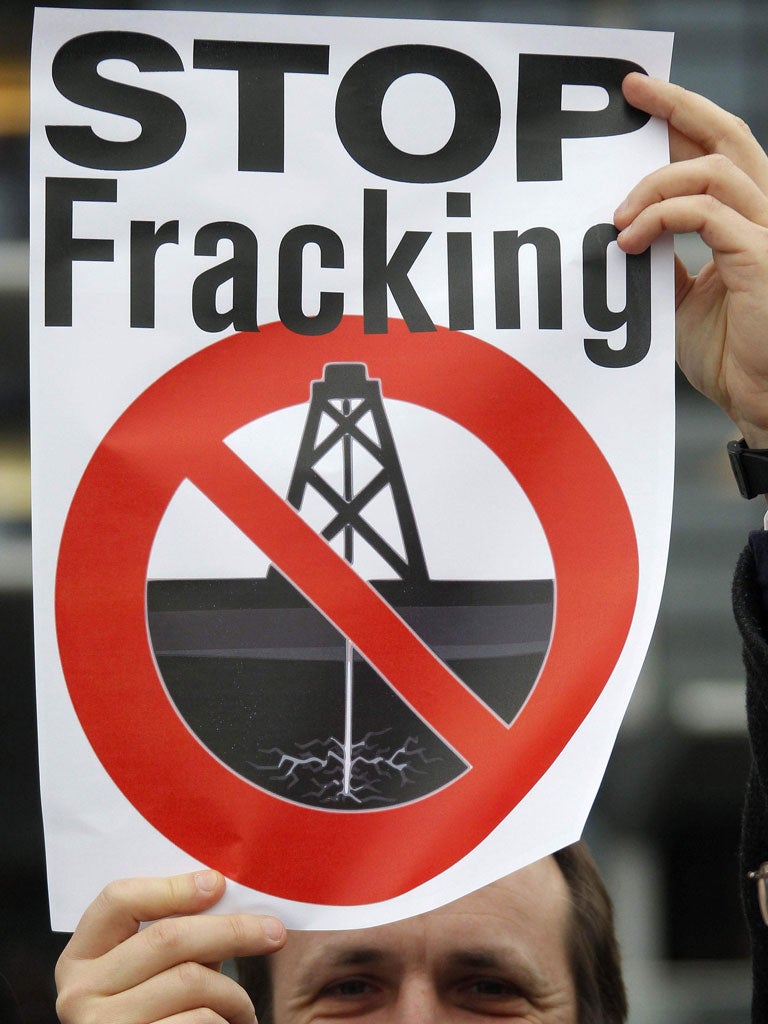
[147,400,554,583]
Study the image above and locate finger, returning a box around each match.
[97,912,285,993]
[149,1015,231,1024]
[56,962,255,1024]
[616,194,768,278]
[615,154,768,231]
[61,871,226,963]
[106,961,256,1024]
[622,73,768,192]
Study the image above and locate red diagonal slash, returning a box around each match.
[187,439,507,766]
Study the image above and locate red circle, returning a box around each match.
[55,318,638,904]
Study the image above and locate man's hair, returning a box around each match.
[237,840,626,1024]
[554,842,628,1024]
[238,948,273,1024]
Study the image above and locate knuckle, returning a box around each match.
[88,875,152,926]
[227,913,257,950]
[53,950,70,989]
[697,192,720,215]
[175,958,210,989]
[144,915,186,955]
[228,914,250,945]
[55,985,98,1024]
[54,990,75,1023]
[167,871,197,906]
[666,92,684,126]
[92,878,127,917]
[733,114,754,138]
[706,151,732,176]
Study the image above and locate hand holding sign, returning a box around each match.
[55,871,285,1024]
[616,73,768,448]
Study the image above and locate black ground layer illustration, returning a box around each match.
[147,573,553,808]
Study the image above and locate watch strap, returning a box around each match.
[727,438,768,499]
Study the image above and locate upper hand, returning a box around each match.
[55,870,285,1024]
[615,73,768,447]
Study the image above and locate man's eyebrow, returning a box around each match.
[295,944,394,989]
[443,948,544,990]
[445,949,507,969]
[325,945,391,967]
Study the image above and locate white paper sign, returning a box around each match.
[30,8,674,931]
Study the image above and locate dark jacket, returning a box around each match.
[732,537,768,1022]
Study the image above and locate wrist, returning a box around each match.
[739,424,768,450]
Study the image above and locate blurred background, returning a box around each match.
[2,0,766,1021]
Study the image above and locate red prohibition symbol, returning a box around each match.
[56,318,638,905]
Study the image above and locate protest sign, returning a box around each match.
[30,8,674,930]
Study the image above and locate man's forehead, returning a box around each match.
[281,854,570,967]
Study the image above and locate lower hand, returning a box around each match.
[55,870,285,1024]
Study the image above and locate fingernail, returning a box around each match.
[262,916,285,942]
[614,199,629,221]
[194,869,219,894]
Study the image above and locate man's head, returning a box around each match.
[239,841,627,1023]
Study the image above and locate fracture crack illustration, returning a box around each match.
[249,730,439,806]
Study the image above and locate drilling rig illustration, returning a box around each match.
[147,363,554,808]
[281,362,427,585]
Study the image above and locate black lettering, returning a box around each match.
[516,55,649,181]
[130,220,179,328]
[192,222,259,333]
[363,189,434,334]
[446,192,473,330]
[494,228,562,330]
[45,176,117,326]
[278,225,344,335]
[193,40,329,172]
[46,32,186,171]
[336,45,500,183]
[582,223,651,367]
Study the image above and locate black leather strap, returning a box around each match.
[728,438,768,498]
